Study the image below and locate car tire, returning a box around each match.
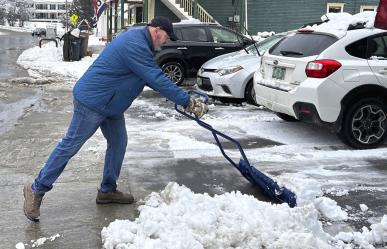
[161,61,185,85]
[337,97,387,149]
[245,81,258,106]
[275,112,298,122]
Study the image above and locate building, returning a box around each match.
[98,0,380,40]
[29,0,73,22]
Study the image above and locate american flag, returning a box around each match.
[92,0,109,27]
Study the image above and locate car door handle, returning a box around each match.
[177,47,188,50]
[214,47,225,50]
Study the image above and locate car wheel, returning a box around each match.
[244,81,258,106]
[275,112,298,122]
[337,98,387,149]
[161,61,184,85]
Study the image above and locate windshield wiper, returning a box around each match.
[280,50,303,56]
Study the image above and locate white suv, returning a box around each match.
[254,25,387,149]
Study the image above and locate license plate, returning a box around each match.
[196,77,202,86]
[272,66,286,80]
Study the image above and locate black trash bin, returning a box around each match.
[62,31,81,61]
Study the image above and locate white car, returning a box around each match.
[254,17,387,149]
[196,34,287,104]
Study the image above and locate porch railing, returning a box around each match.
[178,0,217,23]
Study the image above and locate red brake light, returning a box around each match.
[305,60,342,78]
[297,28,314,33]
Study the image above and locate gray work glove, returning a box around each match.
[185,97,209,118]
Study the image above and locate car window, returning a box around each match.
[269,33,338,57]
[209,27,239,43]
[246,35,285,55]
[346,38,368,59]
[176,27,208,42]
[367,35,387,58]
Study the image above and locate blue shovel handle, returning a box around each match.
[175,90,251,170]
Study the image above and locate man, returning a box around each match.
[23,16,208,221]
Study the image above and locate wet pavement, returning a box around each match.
[0,29,35,79]
[0,29,386,248]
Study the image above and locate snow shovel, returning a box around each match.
[175,90,297,208]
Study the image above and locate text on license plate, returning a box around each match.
[272,66,286,80]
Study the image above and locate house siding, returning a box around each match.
[198,0,379,33]
[154,0,180,23]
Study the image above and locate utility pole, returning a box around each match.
[65,0,68,31]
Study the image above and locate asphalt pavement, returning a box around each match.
[0,28,386,249]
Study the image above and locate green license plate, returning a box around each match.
[272,66,286,80]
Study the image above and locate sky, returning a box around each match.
[5,12,387,249]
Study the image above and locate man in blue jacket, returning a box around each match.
[23,17,208,221]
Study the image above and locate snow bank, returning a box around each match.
[17,42,96,82]
[307,11,377,37]
[101,182,334,249]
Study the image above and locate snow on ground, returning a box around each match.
[10,14,387,248]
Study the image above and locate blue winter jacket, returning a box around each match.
[73,26,190,118]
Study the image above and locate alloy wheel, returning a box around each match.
[163,64,183,84]
[351,104,386,144]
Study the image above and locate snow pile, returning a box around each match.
[307,11,377,37]
[17,42,96,81]
[335,215,387,248]
[102,182,335,249]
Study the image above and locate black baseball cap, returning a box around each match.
[148,16,178,41]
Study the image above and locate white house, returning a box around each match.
[30,0,73,22]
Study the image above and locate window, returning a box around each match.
[50,4,56,10]
[345,38,368,59]
[176,27,208,42]
[346,35,387,59]
[367,35,387,59]
[270,33,338,57]
[209,27,239,43]
[360,5,377,12]
[327,3,345,13]
[58,4,65,10]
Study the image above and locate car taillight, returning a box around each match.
[305,60,342,78]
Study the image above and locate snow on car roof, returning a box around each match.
[304,11,377,38]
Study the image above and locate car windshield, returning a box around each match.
[244,35,285,55]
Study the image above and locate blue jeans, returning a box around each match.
[32,99,128,193]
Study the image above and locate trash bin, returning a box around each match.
[80,31,89,58]
[62,30,81,61]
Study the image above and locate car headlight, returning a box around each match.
[215,66,243,76]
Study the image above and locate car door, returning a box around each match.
[208,27,246,57]
[367,33,387,88]
[174,26,213,71]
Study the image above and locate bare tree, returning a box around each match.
[0,7,6,25]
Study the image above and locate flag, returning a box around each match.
[375,0,387,29]
[92,0,108,27]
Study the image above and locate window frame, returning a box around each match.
[327,3,345,13]
[360,5,378,12]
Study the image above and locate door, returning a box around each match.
[208,27,245,57]
[174,26,213,71]
[367,33,387,88]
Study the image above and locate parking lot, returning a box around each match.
[0,78,386,248]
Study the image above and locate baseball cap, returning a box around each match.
[148,16,178,41]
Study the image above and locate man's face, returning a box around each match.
[154,27,170,51]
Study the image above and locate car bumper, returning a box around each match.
[253,72,347,123]
[197,70,251,99]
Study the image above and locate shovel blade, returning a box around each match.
[238,159,297,208]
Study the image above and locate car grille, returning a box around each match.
[197,77,213,91]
